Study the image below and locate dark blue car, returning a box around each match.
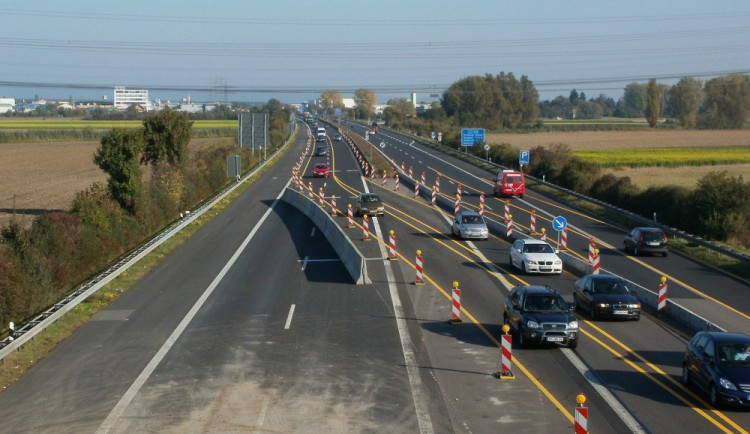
[682,331,750,408]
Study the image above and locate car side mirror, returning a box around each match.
[554,249,560,254]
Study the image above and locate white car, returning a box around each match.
[509,239,563,274]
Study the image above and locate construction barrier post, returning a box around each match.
[449,281,462,324]
[362,215,370,241]
[415,250,425,285]
[574,394,588,434]
[529,209,537,234]
[421,171,426,186]
[330,195,337,216]
[504,200,510,221]
[347,204,355,228]
[382,170,387,185]
[431,186,437,205]
[409,165,413,179]
[307,182,314,200]
[506,214,513,239]
[394,173,400,190]
[414,181,420,198]
[658,276,667,316]
[495,324,515,379]
[454,193,460,215]
[588,239,596,264]
[560,227,568,249]
[435,177,440,195]
[592,249,600,274]
[479,192,485,217]
[540,227,546,242]
[318,188,325,207]
[388,230,397,261]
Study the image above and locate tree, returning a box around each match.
[668,77,702,128]
[616,83,646,117]
[699,74,750,129]
[386,98,416,117]
[319,90,343,115]
[94,128,144,213]
[140,107,194,167]
[569,89,579,103]
[645,79,662,127]
[353,88,377,119]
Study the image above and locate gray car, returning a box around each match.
[355,193,385,217]
[451,210,488,240]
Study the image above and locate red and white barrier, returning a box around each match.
[588,239,596,264]
[450,281,462,324]
[382,170,387,185]
[394,174,400,190]
[658,277,667,315]
[330,195,337,216]
[362,215,370,241]
[318,188,325,207]
[435,177,440,195]
[497,324,515,379]
[506,215,513,238]
[574,394,588,434]
[504,200,510,221]
[388,230,397,260]
[347,204,355,228]
[457,183,462,198]
[560,227,568,249]
[401,161,405,171]
[307,182,314,200]
[431,186,437,205]
[454,194,460,215]
[421,171,426,186]
[529,210,537,234]
[409,165,413,179]
[479,192,485,217]
[592,249,600,274]
[414,181,420,198]
[415,250,424,285]
[540,228,546,242]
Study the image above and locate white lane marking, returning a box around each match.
[96,180,290,434]
[297,258,340,263]
[562,348,647,433]
[363,178,434,434]
[284,304,296,330]
[255,397,270,432]
[301,256,308,270]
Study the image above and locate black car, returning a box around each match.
[333,134,342,141]
[314,146,327,156]
[682,331,750,408]
[573,274,641,320]
[624,227,668,257]
[503,285,579,349]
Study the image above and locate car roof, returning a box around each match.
[634,227,663,232]
[522,239,550,245]
[315,163,328,167]
[698,331,750,344]
[585,274,623,282]
[516,285,559,295]
[458,210,481,217]
[360,193,380,198]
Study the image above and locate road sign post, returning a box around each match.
[552,216,567,247]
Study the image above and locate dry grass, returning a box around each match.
[0,138,221,229]
[605,164,750,189]
[487,129,750,150]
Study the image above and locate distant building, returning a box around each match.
[0,97,16,113]
[114,86,151,111]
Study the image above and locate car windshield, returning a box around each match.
[594,281,629,294]
[362,195,380,203]
[462,215,483,224]
[524,295,565,312]
[718,343,750,365]
[643,231,663,241]
[315,164,327,169]
[523,243,553,254]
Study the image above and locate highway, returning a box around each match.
[0,120,748,433]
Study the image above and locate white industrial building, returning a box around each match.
[0,97,16,113]
[113,86,151,111]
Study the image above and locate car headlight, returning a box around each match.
[719,377,738,390]
[526,320,540,329]
[628,303,641,309]
[568,320,579,329]
[596,303,611,308]
[527,260,537,265]
[554,260,562,265]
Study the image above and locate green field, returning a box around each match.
[573,146,750,168]
[0,119,236,130]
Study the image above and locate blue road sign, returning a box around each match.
[519,150,530,165]
[431,131,436,139]
[461,128,485,146]
[552,216,567,232]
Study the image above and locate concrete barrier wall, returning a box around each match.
[281,187,371,285]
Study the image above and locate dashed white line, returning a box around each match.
[284,304,296,330]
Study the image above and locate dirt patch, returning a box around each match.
[0,138,224,229]
[605,163,750,189]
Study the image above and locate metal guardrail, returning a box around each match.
[0,126,299,359]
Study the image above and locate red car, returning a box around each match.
[313,163,330,178]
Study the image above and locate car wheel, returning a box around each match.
[568,339,578,350]
[633,245,640,256]
[709,383,719,407]
[519,194,524,199]
[516,329,526,348]
[522,262,529,275]
[589,304,597,320]
[682,365,691,385]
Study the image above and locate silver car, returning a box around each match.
[451,211,488,240]
[355,193,385,217]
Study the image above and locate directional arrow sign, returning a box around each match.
[552,216,567,232]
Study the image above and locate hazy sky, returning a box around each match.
[2,1,749,104]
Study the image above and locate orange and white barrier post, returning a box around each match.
[479,191,485,217]
[401,161,405,171]
[382,170,387,185]
[540,228,546,242]
[658,276,667,316]
[307,182,314,200]
[506,214,513,238]
[529,209,537,234]
[454,193,461,215]
[330,195,337,216]
[504,200,510,221]
[588,239,596,264]
[409,165,413,179]
[318,188,325,207]
[414,181,420,198]
[560,227,568,249]
[450,281,462,324]
[388,230,397,260]
[370,167,376,179]
[574,394,588,434]
[435,177,440,195]
[347,204,355,228]
[421,171,426,186]
[394,173,400,190]
[592,249,600,274]
[457,183,462,198]
[497,324,515,379]
[362,215,370,241]
[431,186,437,205]
[415,250,425,285]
